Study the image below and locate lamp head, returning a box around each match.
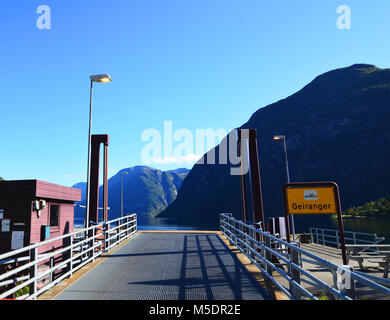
[273,135,285,141]
[90,74,112,83]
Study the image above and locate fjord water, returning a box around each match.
[332,218,390,244]
[75,215,390,242]
[74,217,206,231]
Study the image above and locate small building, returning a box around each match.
[0,180,81,254]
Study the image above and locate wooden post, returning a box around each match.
[237,130,248,223]
[103,144,108,223]
[334,186,348,265]
[247,129,265,229]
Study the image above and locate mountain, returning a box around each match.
[158,64,390,230]
[73,166,190,223]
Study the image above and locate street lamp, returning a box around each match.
[273,135,296,240]
[121,172,128,218]
[84,74,112,229]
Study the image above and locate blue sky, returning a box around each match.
[1,0,389,187]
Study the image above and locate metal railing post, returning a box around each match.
[228,219,234,246]
[104,222,108,252]
[50,256,54,283]
[29,245,38,300]
[336,231,340,249]
[88,223,93,260]
[250,226,255,261]
[233,220,237,246]
[69,236,73,278]
[264,236,273,276]
[322,229,325,246]
[245,225,250,257]
[107,221,111,248]
[290,243,302,300]
[239,222,244,250]
[92,227,95,262]
[230,218,234,245]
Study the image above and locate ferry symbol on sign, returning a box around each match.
[304,190,318,201]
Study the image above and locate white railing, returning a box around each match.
[310,227,385,249]
[0,214,137,300]
[220,213,390,300]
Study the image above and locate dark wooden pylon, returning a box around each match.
[88,134,109,224]
[237,130,248,223]
[237,129,265,229]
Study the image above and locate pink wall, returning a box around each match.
[30,201,74,255]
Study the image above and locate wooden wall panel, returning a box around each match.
[0,180,79,254]
[36,181,81,202]
[0,200,31,254]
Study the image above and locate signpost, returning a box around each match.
[282,182,348,265]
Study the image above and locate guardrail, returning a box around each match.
[220,213,390,300]
[0,214,137,300]
[310,227,385,249]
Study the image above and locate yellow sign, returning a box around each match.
[285,186,338,215]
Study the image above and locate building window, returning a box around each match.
[50,204,59,227]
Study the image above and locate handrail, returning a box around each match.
[0,214,137,300]
[310,227,385,249]
[220,213,390,300]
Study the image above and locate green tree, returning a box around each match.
[344,195,390,217]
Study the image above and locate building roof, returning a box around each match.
[0,180,81,202]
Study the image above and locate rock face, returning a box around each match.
[73,166,189,222]
[158,64,390,229]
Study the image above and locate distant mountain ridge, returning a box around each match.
[158,64,390,229]
[73,166,189,222]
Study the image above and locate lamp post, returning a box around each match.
[121,172,128,218]
[84,74,111,229]
[273,135,296,241]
